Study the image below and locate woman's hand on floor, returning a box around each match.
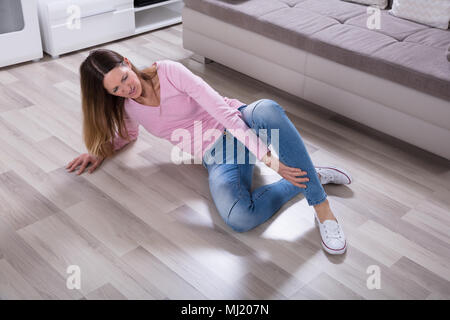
[262,151,309,188]
[66,153,105,175]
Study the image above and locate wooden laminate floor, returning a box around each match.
[0,24,449,300]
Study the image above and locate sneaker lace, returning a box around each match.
[324,221,341,240]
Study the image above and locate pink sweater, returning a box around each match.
[112,60,269,162]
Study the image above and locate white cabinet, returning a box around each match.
[0,0,43,67]
[37,0,183,58]
[38,0,135,57]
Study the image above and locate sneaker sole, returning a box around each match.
[315,166,352,184]
[321,239,347,255]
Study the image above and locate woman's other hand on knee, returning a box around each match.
[262,151,308,188]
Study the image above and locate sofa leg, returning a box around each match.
[191,54,214,64]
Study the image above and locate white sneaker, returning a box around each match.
[314,212,347,255]
[315,166,352,185]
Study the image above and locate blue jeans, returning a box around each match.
[202,99,327,232]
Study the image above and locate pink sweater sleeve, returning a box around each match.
[164,60,270,161]
[111,112,139,152]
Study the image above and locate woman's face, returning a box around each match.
[103,58,142,99]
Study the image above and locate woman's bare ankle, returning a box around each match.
[314,199,337,223]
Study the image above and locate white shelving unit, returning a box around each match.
[134,0,183,35]
[36,0,183,57]
[38,0,136,57]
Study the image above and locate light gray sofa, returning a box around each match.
[182,0,450,160]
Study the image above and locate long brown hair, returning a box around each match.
[79,49,157,158]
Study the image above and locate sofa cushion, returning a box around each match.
[404,28,450,49]
[390,0,450,30]
[372,42,450,99]
[345,10,428,41]
[256,7,339,50]
[310,24,397,57]
[184,0,450,101]
[295,0,367,23]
